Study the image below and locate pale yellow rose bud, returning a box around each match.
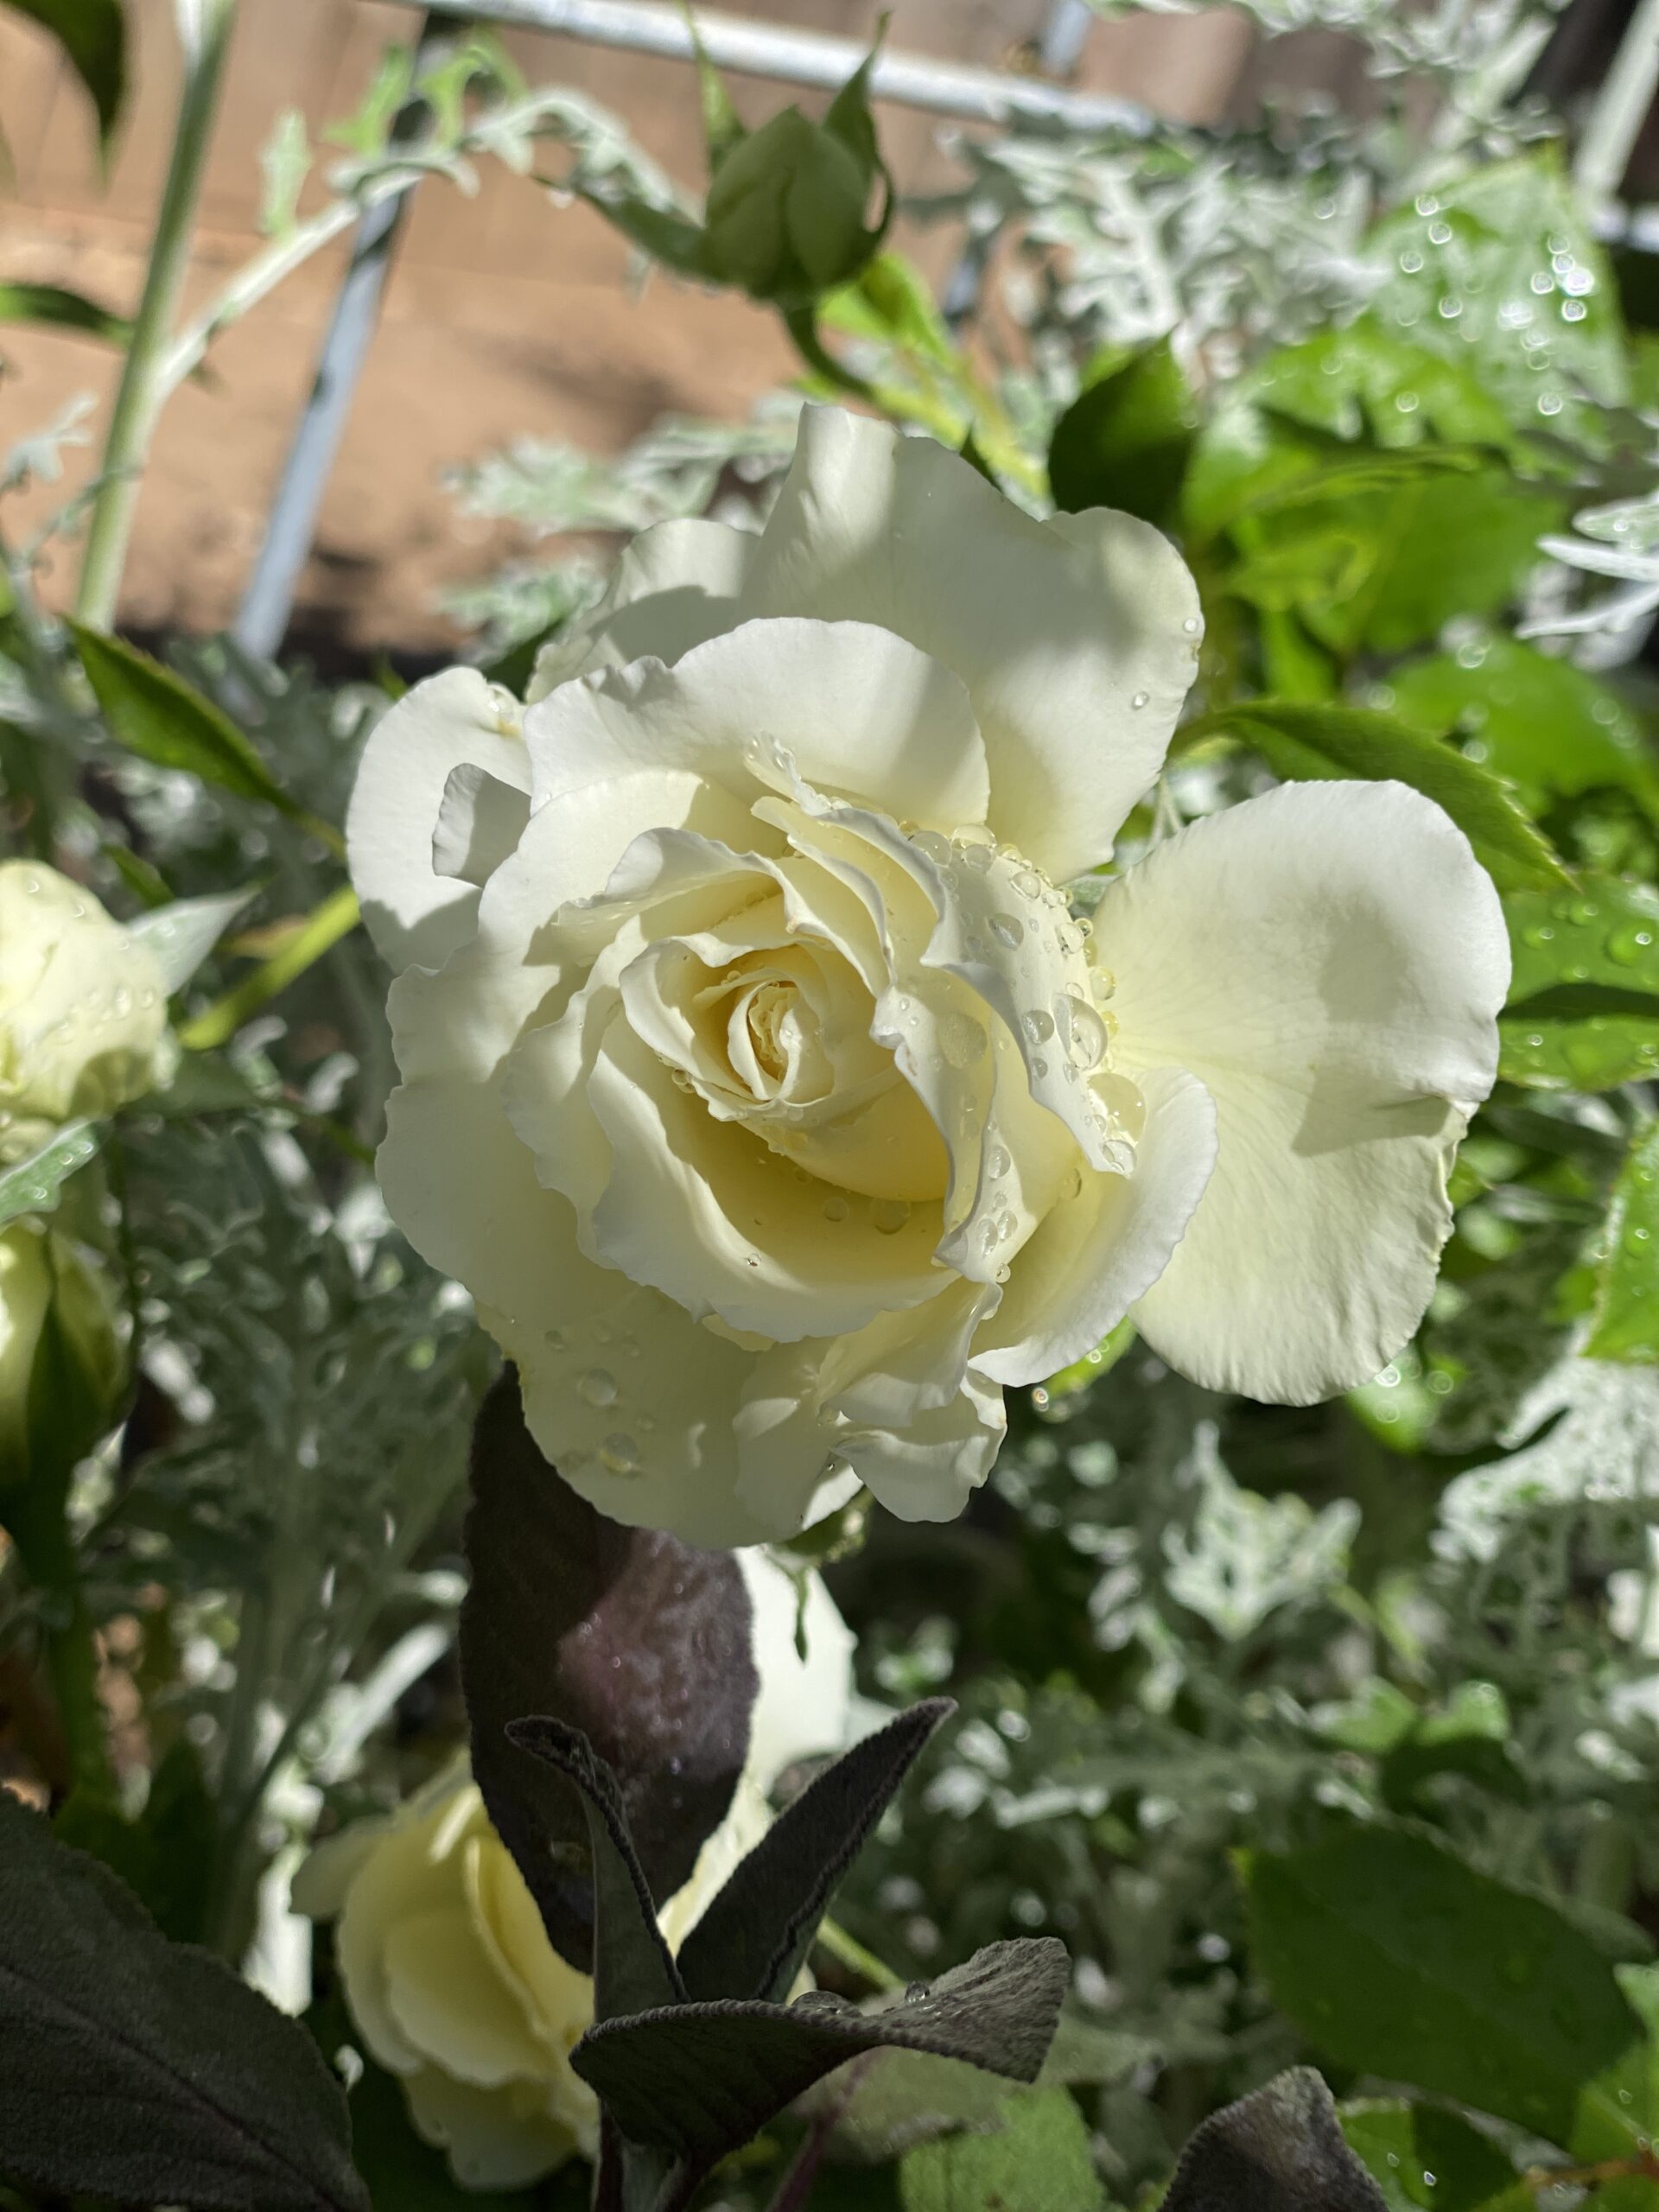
[0,862,169,1163]
[296,1555,853,2188]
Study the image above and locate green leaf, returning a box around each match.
[798,2013,1148,2165]
[1183,316,1512,547]
[1377,1681,1528,1810]
[70,620,296,815]
[1184,700,1570,892]
[1388,639,1659,820]
[1048,340,1197,528]
[4,0,126,148]
[1237,473,1565,659]
[1240,1823,1644,2145]
[125,887,256,994]
[571,1938,1069,2165]
[1586,1119,1659,1363]
[822,251,958,372]
[459,1374,760,1974]
[0,1120,102,1228]
[897,2086,1104,2211]
[1340,2100,1516,2212]
[1500,878,1659,1090]
[1367,154,1630,448]
[1164,2069,1389,2212]
[0,1789,368,2210]
[690,17,745,174]
[0,280,129,347]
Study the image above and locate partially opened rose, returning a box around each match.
[295,1553,854,2187]
[350,404,1508,1545]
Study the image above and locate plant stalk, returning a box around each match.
[75,0,240,631]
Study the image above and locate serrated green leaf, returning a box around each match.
[1183,701,1569,891]
[0,280,130,347]
[1048,340,1197,529]
[5,0,125,147]
[898,2086,1103,2211]
[1500,878,1659,1089]
[1586,1119,1659,1363]
[0,1120,102,1228]
[1241,1823,1644,2145]
[70,621,294,813]
[0,1789,368,2211]
[1367,154,1629,448]
[1389,639,1659,819]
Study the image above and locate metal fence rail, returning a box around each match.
[386,0,1154,135]
[236,0,1146,658]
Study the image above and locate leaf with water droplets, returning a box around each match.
[1500,877,1659,1090]
[1241,1821,1644,2148]
[1586,1120,1659,1364]
[0,1121,103,1229]
[1339,2098,1516,2212]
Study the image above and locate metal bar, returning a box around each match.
[388,0,1155,136]
[232,16,445,659]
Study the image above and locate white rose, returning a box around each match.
[0,861,168,1161]
[348,404,1508,1545]
[295,1554,853,2189]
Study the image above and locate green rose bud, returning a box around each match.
[699,101,882,305]
[0,1221,124,1491]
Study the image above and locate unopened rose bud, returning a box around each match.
[0,862,168,1163]
[700,105,880,305]
[0,1222,124,1489]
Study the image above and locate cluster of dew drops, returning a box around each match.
[1382,192,1601,423]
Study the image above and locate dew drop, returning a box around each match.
[988,912,1024,949]
[822,1194,850,1224]
[871,1197,911,1235]
[1021,1007,1055,1046]
[1608,922,1656,965]
[1130,690,1150,710]
[986,1142,1012,1179]
[1090,968,1117,1005]
[1056,991,1109,1072]
[545,1326,567,1351]
[1012,868,1044,898]
[960,842,995,874]
[1032,1055,1049,1078]
[938,1009,988,1067]
[599,1432,639,1475]
[912,829,952,864]
[579,1368,618,1408]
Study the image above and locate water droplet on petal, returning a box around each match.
[871,1198,911,1235]
[599,1432,639,1475]
[822,1194,850,1224]
[1021,1007,1055,1046]
[579,1368,618,1408]
[988,912,1024,949]
[938,1009,988,1067]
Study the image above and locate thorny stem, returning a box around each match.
[76,0,240,629]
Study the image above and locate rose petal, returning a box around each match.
[974,1065,1217,1386]
[528,517,759,698]
[1097,781,1509,1402]
[736,405,1201,880]
[347,669,531,972]
[526,616,989,835]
